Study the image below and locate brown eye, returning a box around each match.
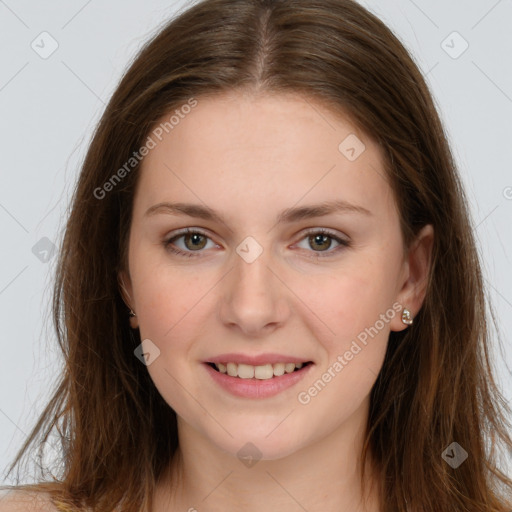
[295,229,350,258]
[182,232,208,251]
[164,229,215,258]
[308,233,333,252]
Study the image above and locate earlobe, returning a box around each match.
[391,224,434,332]
[118,271,139,329]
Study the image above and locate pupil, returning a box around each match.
[312,234,330,251]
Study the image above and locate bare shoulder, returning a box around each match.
[0,491,58,512]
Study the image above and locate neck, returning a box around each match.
[154,397,381,511]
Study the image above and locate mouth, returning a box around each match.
[202,353,315,398]
[206,361,314,380]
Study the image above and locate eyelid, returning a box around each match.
[166,227,212,239]
[298,226,347,240]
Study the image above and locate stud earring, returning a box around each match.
[401,308,413,325]
[129,310,136,317]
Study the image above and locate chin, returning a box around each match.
[212,424,308,462]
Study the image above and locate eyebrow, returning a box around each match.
[144,200,372,225]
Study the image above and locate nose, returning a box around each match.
[219,242,290,337]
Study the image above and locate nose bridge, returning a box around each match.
[220,235,288,334]
[235,241,270,287]
[232,236,275,302]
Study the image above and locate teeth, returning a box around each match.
[226,362,237,377]
[273,363,285,376]
[254,364,273,379]
[237,364,254,379]
[213,361,308,380]
[285,363,295,374]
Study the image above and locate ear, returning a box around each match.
[118,270,139,329]
[390,224,434,332]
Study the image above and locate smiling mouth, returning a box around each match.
[207,361,313,380]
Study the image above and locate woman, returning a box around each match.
[1,0,511,510]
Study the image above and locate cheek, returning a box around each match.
[294,273,394,419]
[301,259,399,349]
[132,269,211,418]
[132,266,219,407]
[132,258,207,337]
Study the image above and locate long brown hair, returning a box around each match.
[2,0,511,511]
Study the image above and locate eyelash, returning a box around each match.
[163,228,350,259]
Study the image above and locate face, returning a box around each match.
[119,90,432,461]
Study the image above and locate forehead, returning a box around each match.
[134,90,394,224]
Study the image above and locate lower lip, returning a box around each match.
[203,363,313,399]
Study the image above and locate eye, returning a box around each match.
[163,228,217,258]
[294,228,350,258]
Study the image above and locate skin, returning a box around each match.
[119,89,434,512]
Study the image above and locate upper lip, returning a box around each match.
[205,353,312,366]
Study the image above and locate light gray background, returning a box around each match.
[1,0,511,482]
